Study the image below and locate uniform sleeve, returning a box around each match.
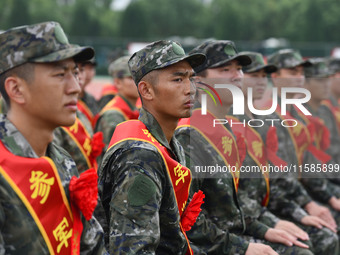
[267,178,309,222]
[187,209,249,255]
[237,190,270,239]
[80,217,108,255]
[100,147,165,254]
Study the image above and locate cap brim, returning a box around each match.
[156,53,206,73]
[244,64,278,74]
[300,59,312,67]
[211,53,252,69]
[31,46,95,63]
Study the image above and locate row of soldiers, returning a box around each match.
[1,21,340,255]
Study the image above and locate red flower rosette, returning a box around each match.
[69,168,98,221]
[181,190,205,232]
[90,132,105,160]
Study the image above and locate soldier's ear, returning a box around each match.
[138,81,154,101]
[4,76,26,105]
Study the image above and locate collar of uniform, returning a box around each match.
[0,115,39,157]
[138,108,171,149]
[118,94,137,110]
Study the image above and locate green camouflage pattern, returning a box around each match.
[128,40,206,84]
[0,96,7,114]
[189,40,251,73]
[98,108,190,254]
[0,21,94,75]
[267,49,311,69]
[327,57,340,74]
[0,114,106,254]
[175,116,315,255]
[240,51,277,73]
[108,56,131,78]
[304,58,333,78]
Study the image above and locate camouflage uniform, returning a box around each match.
[0,21,106,254]
[98,40,206,254]
[263,50,339,254]
[0,115,106,254]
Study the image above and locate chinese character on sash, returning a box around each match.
[142,129,156,143]
[30,171,55,204]
[70,120,79,133]
[222,136,232,156]
[174,163,188,186]
[293,124,302,136]
[53,217,73,253]
[252,141,263,158]
[83,138,92,156]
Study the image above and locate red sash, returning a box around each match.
[100,83,118,97]
[178,109,241,192]
[226,115,271,206]
[0,141,82,255]
[273,104,330,165]
[108,120,193,255]
[322,99,340,134]
[77,100,94,125]
[61,117,102,171]
[99,95,139,121]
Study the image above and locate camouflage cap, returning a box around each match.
[189,40,251,73]
[304,58,333,78]
[128,40,206,85]
[0,21,94,75]
[267,49,311,69]
[108,56,131,78]
[240,51,277,73]
[327,57,340,74]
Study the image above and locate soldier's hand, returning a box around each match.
[264,228,309,249]
[245,243,279,255]
[301,215,337,233]
[275,220,309,241]
[329,196,340,211]
[304,201,337,230]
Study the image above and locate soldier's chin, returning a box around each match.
[61,116,77,127]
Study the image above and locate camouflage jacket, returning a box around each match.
[0,114,106,255]
[258,100,312,222]
[175,119,259,255]
[98,108,189,254]
[53,111,95,174]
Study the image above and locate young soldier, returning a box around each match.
[98,40,206,254]
[94,56,140,147]
[0,21,106,254]
[176,41,313,255]
[54,56,105,174]
[77,57,100,126]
